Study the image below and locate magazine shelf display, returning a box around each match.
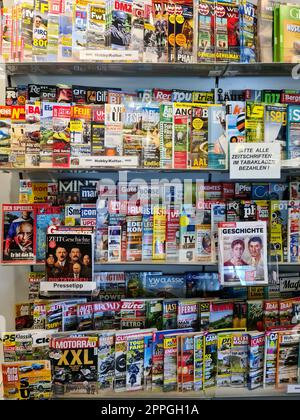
[3,62,299,78]
[2,40,300,400]
[0,7,300,400]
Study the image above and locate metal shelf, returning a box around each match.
[4,62,225,77]
[3,62,297,78]
[224,62,297,77]
[1,167,228,174]
[52,386,298,400]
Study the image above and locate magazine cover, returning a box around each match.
[217,331,232,387]
[264,104,287,161]
[159,103,173,169]
[2,360,52,400]
[263,331,279,388]
[208,105,227,170]
[248,332,265,390]
[247,300,264,332]
[277,331,300,388]
[215,2,240,63]
[19,179,58,205]
[288,200,300,263]
[126,335,145,391]
[45,301,63,331]
[270,200,289,263]
[277,5,300,63]
[32,0,48,61]
[197,0,214,62]
[28,271,45,300]
[179,205,196,262]
[52,104,71,168]
[126,214,143,262]
[31,329,51,360]
[15,302,34,331]
[203,331,218,389]
[177,300,198,330]
[141,273,186,298]
[162,299,178,330]
[225,101,246,144]
[98,332,115,392]
[145,299,163,330]
[165,205,180,261]
[231,332,249,387]
[142,103,160,168]
[163,334,178,392]
[173,103,189,169]
[45,233,93,283]
[144,332,153,391]
[77,302,94,331]
[93,301,121,330]
[35,204,62,264]
[186,272,219,298]
[245,102,264,143]
[152,206,166,260]
[62,302,80,332]
[194,333,204,391]
[0,106,12,167]
[257,0,286,62]
[287,105,300,162]
[57,178,98,205]
[50,335,98,396]
[181,333,195,392]
[151,328,192,392]
[218,221,268,286]
[239,1,257,63]
[209,302,234,330]
[32,302,47,330]
[70,105,91,157]
[120,299,146,329]
[114,329,154,393]
[2,204,35,264]
[93,272,126,301]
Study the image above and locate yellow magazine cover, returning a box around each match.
[152,205,166,260]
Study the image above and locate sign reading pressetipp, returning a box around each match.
[230,142,281,179]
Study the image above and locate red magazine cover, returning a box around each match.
[2,204,35,264]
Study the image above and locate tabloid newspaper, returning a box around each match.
[218,221,268,286]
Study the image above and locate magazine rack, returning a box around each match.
[1,62,300,400]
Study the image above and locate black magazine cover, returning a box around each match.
[45,233,93,282]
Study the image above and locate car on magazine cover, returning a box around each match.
[31,380,52,393]
[0,120,10,128]
[8,387,19,395]
[77,319,93,331]
[231,374,245,386]
[249,354,263,369]
[31,363,45,370]
[19,365,33,373]
[46,307,62,321]
[15,315,33,330]
[0,130,10,140]
[284,348,298,366]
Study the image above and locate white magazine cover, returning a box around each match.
[218,221,268,286]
